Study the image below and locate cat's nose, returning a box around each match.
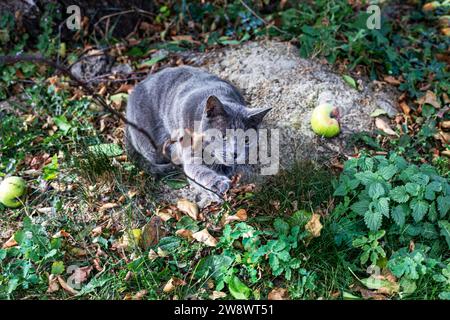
[233,153,238,160]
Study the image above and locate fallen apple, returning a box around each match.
[0,176,27,208]
[310,103,340,138]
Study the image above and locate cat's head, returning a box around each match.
[198,95,271,173]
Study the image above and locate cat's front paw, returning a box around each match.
[210,175,231,196]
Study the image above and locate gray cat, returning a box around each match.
[125,66,271,198]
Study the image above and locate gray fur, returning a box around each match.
[125,66,270,199]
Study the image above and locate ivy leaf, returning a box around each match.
[389,186,409,203]
[410,199,428,222]
[368,182,385,199]
[364,210,382,231]
[437,195,450,218]
[377,164,398,180]
[392,204,408,227]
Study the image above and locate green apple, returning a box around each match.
[310,103,340,138]
[0,176,27,208]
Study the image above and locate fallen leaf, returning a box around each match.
[91,226,103,237]
[163,277,186,293]
[141,216,166,250]
[98,202,119,212]
[57,276,79,295]
[72,266,93,286]
[305,213,323,238]
[171,35,194,42]
[52,230,71,238]
[156,208,174,222]
[399,101,411,115]
[177,199,199,220]
[268,287,289,300]
[157,247,169,258]
[47,274,60,293]
[2,236,18,249]
[148,249,159,261]
[210,291,227,300]
[375,118,398,136]
[416,90,441,109]
[224,208,248,225]
[131,289,147,300]
[383,76,402,85]
[192,228,218,247]
[175,229,194,241]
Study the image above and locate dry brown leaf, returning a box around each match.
[383,76,401,85]
[98,202,119,212]
[416,90,441,109]
[91,226,103,237]
[441,121,450,130]
[175,229,194,241]
[57,276,79,296]
[210,291,227,300]
[172,35,194,42]
[148,249,159,261]
[224,209,248,225]
[131,290,147,300]
[2,236,18,249]
[192,228,218,247]
[52,230,71,238]
[399,101,411,115]
[72,266,93,285]
[163,277,186,293]
[156,208,174,222]
[177,199,199,220]
[47,274,60,293]
[268,287,289,300]
[375,118,398,136]
[141,216,166,250]
[305,213,323,238]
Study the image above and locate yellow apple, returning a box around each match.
[310,103,341,138]
[0,176,27,208]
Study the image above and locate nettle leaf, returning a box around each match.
[389,186,410,203]
[377,164,398,180]
[421,223,438,240]
[410,173,430,186]
[405,183,420,196]
[428,202,438,222]
[350,199,370,215]
[392,204,408,227]
[368,182,385,199]
[373,197,390,218]
[355,171,379,186]
[410,199,428,223]
[364,210,382,231]
[360,157,375,171]
[438,220,450,249]
[437,195,450,218]
[399,166,419,182]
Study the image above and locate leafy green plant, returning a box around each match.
[334,153,449,238]
[352,230,386,265]
[0,217,63,298]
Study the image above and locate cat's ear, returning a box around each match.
[247,107,272,127]
[205,95,225,118]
